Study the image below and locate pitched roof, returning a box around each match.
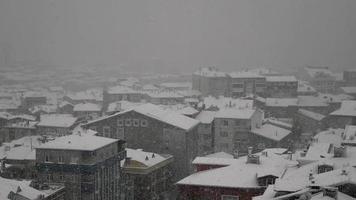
[265,98,298,107]
[330,101,356,117]
[73,103,102,112]
[298,109,326,121]
[37,114,77,128]
[195,111,217,124]
[88,103,200,131]
[178,153,296,189]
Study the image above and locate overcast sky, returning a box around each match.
[0,0,355,73]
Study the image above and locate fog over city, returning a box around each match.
[1,0,356,73]
[1,1,356,200]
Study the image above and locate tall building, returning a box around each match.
[35,133,126,200]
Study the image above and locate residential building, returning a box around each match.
[22,92,47,109]
[192,67,229,97]
[0,121,37,143]
[83,103,200,179]
[265,76,298,98]
[0,177,65,200]
[295,109,326,134]
[195,111,216,155]
[35,133,126,200]
[121,148,174,200]
[213,107,263,154]
[341,86,356,99]
[36,114,78,136]
[177,148,297,200]
[250,123,293,152]
[229,71,266,97]
[298,66,338,93]
[327,100,356,128]
[103,85,143,105]
[73,103,102,121]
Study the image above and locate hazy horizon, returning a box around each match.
[0,0,356,73]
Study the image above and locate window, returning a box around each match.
[45,154,50,162]
[125,119,132,126]
[222,195,239,200]
[232,83,244,88]
[133,119,140,127]
[141,119,148,127]
[235,120,241,126]
[116,128,124,139]
[223,120,228,126]
[117,119,123,127]
[59,175,64,181]
[220,131,228,137]
[103,126,111,137]
[58,155,64,163]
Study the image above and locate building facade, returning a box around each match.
[35,134,126,200]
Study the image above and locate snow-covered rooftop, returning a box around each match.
[215,108,257,119]
[0,177,47,200]
[37,114,77,128]
[265,98,298,107]
[330,101,356,117]
[124,103,200,131]
[90,103,200,131]
[178,152,296,188]
[343,125,356,145]
[298,109,326,121]
[73,103,102,112]
[229,71,264,79]
[341,86,356,94]
[313,128,344,146]
[123,148,172,168]
[193,67,227,77]
[202,96,254,110]
[195,111,217,124]
[266,75,297,82]
[251,124,291,141]
[36,133,118,151]
[107,85,140,94]
[298,96,329,107]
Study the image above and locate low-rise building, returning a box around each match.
[121,148,174,200]
[328,101,356,128]
[177,148,297,200]
[229,71,266,98]
[73,103,102,120]
[0,177,65,200]
[192,67,229,97]
[265,76,298,98]
[213,107,263,154]
[36,114,78,136]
